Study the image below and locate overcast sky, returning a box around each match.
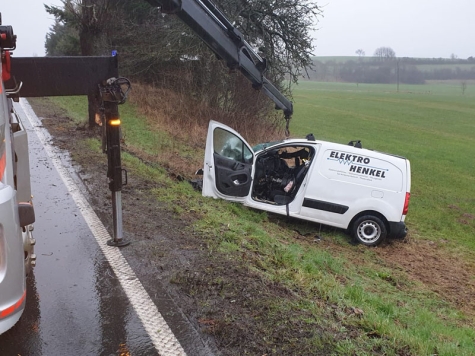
[1,0,63,56]
[1,0,474,59]
[313,0,474,59]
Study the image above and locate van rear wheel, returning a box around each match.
[352,215,387,246]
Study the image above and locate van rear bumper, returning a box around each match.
[388,222,407,239]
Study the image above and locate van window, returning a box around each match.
[213,128,252,164]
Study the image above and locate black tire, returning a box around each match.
[352,215,387,246]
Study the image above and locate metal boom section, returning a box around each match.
[144,0,293,118]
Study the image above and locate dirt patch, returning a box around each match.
[374,238,475,319]
[173,262,333,355]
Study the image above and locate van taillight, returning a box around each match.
[403,192,410,215]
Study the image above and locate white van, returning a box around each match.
[202,121,411,246]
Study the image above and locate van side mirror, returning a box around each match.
[18,203,35,227]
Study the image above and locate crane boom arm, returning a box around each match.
[144,0,293,117]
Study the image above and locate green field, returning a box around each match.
[47,80,475,354]
[292,81,475,250]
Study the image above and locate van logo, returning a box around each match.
[329,151,370,165]
[328,151,388,179]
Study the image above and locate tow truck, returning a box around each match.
[0,0,293,334]
[0,19,36,334]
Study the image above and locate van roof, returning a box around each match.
[254,138,408,161]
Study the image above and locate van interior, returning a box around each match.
[252,145,315,205]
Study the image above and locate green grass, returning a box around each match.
[47,81,475,354]
[292,82,475,250]
[182,189,475,354]
[49,96,92,124]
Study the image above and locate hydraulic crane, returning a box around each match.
[144,0,293,120]
[1,0,293,334]
[10,0,294,246]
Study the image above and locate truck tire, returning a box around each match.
[23,226,36,276]
[352,215,387,246]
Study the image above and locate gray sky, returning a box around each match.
[1,0,474,59]
[313,0,475,59]
[1,0,63,56]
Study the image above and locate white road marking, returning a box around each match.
[20,99,186,356]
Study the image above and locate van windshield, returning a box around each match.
[252,140,283,153]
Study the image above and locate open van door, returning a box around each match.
[202,121,254,202]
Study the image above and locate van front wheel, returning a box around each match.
[352,215,387,246]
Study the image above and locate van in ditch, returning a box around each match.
[202,121,411,246]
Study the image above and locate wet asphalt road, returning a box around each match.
[0,101,214,355]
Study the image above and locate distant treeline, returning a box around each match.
[305,57,475,84]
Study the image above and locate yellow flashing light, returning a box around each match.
[109,119,121,126]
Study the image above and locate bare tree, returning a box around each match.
[46,0,112,127]
[45,0,111,56]
[355,49,365,58]
[45,0,321,129]
[374,47,396,61]
[219,0,322,85]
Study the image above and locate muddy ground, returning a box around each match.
[28,98,475,355]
